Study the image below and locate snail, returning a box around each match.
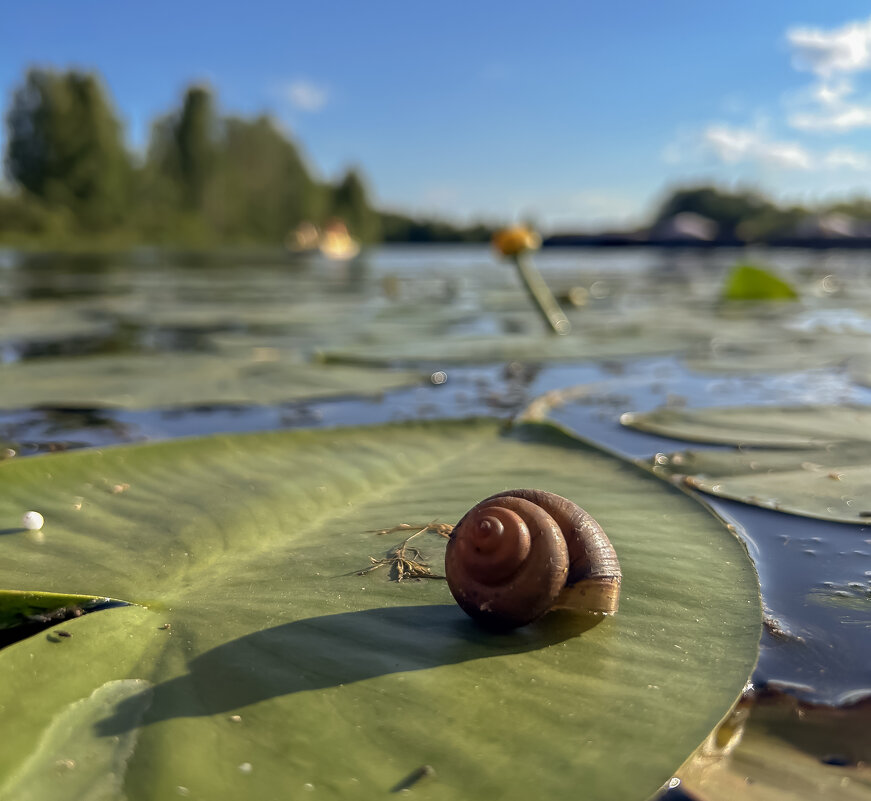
[445,489,621,630]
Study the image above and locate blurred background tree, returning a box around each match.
[329,169,380,243]
[0,67,496,247]
[5,68,132,234]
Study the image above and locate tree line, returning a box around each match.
[0,68,493,247]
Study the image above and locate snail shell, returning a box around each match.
[445,489,621,630]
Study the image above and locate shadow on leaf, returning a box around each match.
[96,603,607,736]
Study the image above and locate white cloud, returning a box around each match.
[690,124,871,174]
[702,125,812,169]
[822,147,871,170]
[787,17,871,78]
[282,79,329,112]
[789,102,871,132]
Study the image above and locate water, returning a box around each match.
[2,244,871,794]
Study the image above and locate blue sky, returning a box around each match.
[4,2,871,228]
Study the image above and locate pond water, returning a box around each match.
[2,244,870,797]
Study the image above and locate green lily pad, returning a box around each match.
[0,353,422,409]
[621,405,871,448]
[625,406,871,524]
[648,443,871,524]
[0,300,113,344]
[320,331,687,366]
[0,420,760,800]
[0,590,118,631]
[684,331,871,374]
[722,264,798,302]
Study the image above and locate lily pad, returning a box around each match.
[320,331,687,366]
[621,405,871,448]
[0,300,113,345]
[0,590,118,631]
[0,353,422,409]
[0,590,125,647]
[0,420,760,800]
[625,406,871,524]
[721,264,799,302]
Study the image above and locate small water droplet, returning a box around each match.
[238,762,253,774]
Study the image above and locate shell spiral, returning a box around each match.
[445,489,621,630]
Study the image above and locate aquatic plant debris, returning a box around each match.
[358,524,449,581]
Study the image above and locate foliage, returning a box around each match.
[0,420,760,800]
[0,70,466,247]
[379,211,493,243]
[653,186,777,239]
[4,68,132,232]
[721,263,798,302]
[327,168,380,242]
[627,405,871,524]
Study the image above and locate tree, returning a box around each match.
[654,186,774,238]
[174,87,218,210]
[329,168,380,242]
[4,68,132,230]
[206,115,319,240]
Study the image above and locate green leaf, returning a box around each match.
[0,353,422,409]
[621,405,871,448]
[625,406,871,524]
[0,420,760,800]
[0,299,113,345]
[320,332,686,366]
[721,264,799,302]
[0,590,118,631]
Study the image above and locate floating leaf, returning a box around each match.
[320,331,686,366]
[0,353,422,409]
[722,264,798,302]
[0,589,120,631]
[622,405,871,448]
[0,420,759,801]
[626,406,871,524]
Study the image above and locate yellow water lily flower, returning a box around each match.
[492,226,542,257]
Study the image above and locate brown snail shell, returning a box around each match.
[445,489,621,630]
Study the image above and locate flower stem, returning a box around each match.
[512,252,571,335]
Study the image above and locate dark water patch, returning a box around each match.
[531,360,871,705]
[0,598,130,649]
[0,364,528,450]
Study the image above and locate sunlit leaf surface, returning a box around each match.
[622,405,871,448]
[626,406,871,524]
[0,420,759,801]
[721,264,799,302]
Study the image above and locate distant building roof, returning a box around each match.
[794,213,865,239]
[650,212,718,242]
